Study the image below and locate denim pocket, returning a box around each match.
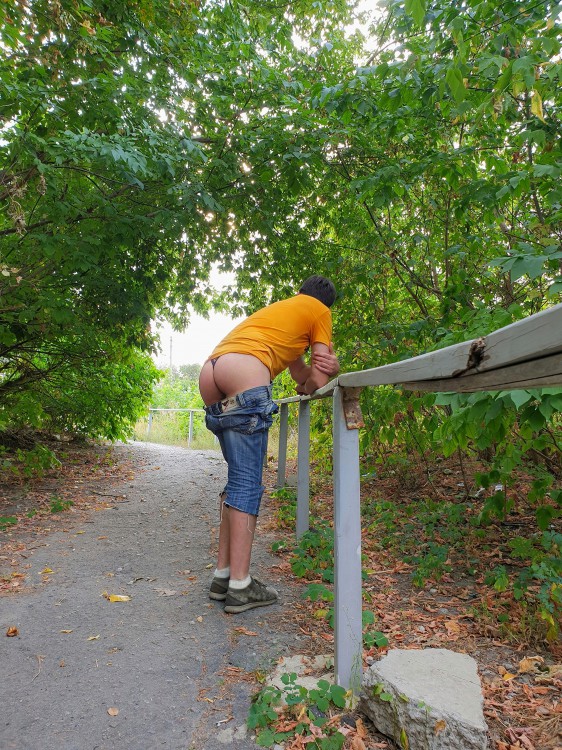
[226,413,260,435]
[206,410,271,436]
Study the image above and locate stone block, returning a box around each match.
[360,648,488,750]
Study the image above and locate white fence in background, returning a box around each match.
[275,303,562,691]
[146,408,206,447]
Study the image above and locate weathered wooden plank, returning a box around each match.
[339,303,562,389]
[401,352,562,392]
[483,303,562,369]
[339,341,475,388]
[274,305,562,399]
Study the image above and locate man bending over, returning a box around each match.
[198,275,339,613]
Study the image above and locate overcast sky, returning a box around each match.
[153,310,241,368]
[152,266,241,368]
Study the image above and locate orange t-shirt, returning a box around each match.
[208,294,332,378]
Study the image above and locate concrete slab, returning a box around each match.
[361,648,488,750]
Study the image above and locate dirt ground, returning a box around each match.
[0,441,330,750]
[2,440,561,750]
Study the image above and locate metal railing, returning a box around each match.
[275,302,562,691]
[147,408,205,447]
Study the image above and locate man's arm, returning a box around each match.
[288,342,339,396]
[311,342,339,377]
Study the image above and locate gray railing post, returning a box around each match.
[188,410,194,447]
[277,402,289,488]
[296,400,310,539]
[333,386,363,691]
[147,410,153,437]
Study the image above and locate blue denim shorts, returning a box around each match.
[204,385,278,516]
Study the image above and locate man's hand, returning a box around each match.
[311,342,339,378]
[288,343,339,396]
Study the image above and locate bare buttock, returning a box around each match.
[198,353,271,406]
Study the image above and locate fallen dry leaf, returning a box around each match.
[233,627,258,636]
[87,635,100,641]
[40,568,54,574]
[6,626,19,637]
[102,592,131,603]
[434,719,446,734]
[60,629,73,634]
[506,727,536,750]
[351,736,366,750]
[107,707,119,716]
[518,656,544,674]
[536,664,562,683]
[444,620,461,636]
[355,718,367,738]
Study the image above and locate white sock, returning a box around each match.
[229,575,251,589]
[214,567,230,579]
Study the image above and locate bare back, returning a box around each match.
[199,353,271,406]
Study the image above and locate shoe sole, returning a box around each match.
[224,597,277,613]
[209,591,227,601]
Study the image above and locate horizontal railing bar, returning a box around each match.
[403,351,562,393]
[341,303,562,389]
[275,303,562,400]
[273,302,562,692]
[148,408,205,412]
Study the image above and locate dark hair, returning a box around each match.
[299,275,337,308]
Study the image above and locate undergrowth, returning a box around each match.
[248,673,351,749]
[270,456,562,645]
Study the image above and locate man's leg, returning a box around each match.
[207,388,278,611]
[227,507,257,580]
[216,484,258,581]
[216,495,230,570]
[223,428,277,613]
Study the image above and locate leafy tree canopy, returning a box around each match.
[1,0,561,443]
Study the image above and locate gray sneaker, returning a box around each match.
[224,577,278,613]
[209,576,229,601]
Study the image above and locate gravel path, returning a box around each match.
[1,442,304,750]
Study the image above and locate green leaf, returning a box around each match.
[328,684,347,708]
[507,391,533,410]
[256,729,277,747]
[405,0,426,26]
[445,67,466,103]
[536,506,558,531]
[509,256,547,281]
